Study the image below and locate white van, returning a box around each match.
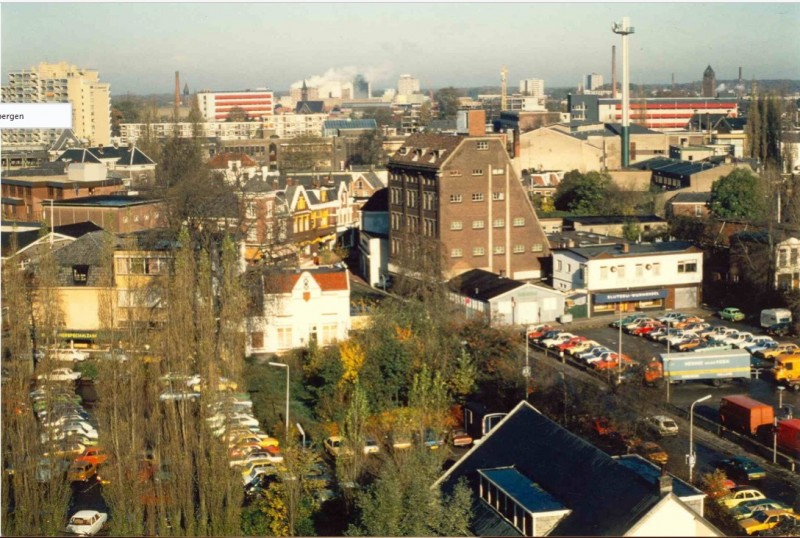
[761,308,792,328]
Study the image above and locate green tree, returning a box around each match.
[554,170,614,214]
[622,220,640,242]
[280,134,330,172]
[360,107,396,129]
[708,168,766,220]
[434,87,463,119]
[418,101,432,127]
[226,106,249,122]
[350,130,387,167]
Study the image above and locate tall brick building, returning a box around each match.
[387,132,550,280]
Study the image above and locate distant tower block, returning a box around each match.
[611,45,617,99]
[183,83,189,100]
[702,65,716,97]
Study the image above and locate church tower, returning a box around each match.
[702,65,716,97]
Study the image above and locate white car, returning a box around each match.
[159,390,200,401]
[657,312,684,323]
[643,415,679,437]
[65,510,108,536]
[207,412,259,429]
[37,368,81,382]
[665,330,694,346]
[541,333,576,349]
[577,346,610,361]
[723,332,754,347]
[739,335,775,351]
[747,340,778,355]
[41,422,98,443]
[51,348,89,362]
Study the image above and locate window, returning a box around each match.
[616,265,625,277]
[476,141,488,150]
[72,265,89,286]
[277,327,293,349]
[449,169,462,177]
[250,332,264,349]
[600,266,609,279]
[652,262,661,276]
[450,221,463,231]
[557,260,563,271]
[246,202,256,219]
[493,246,505,255]
[513,217,525,227]
[449,194,463,203]
[780,249,788,268]
[472,220,485,229]
[636,264,643,277]
[492,168,504,175]
[247,227,258,242]
[472,169,484,176]
[513,244,525,253]
[531,243,543,252]
[492,191,505,201]
[451,248,463,258]
[493,219,505,228]
[321,324,338,346]
[472,247,485,256]
[678,260,698,273]
[472,193,484,202]
[793,249,799,266]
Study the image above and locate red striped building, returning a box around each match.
[569,95,738,132]
[197,90,274,121]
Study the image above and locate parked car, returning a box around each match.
[577,346,611,362]
[43,441,86,459]
[719,307,746,321]
[51,348,89,362]
[631,321,664,337]
[676,337,704,352]
[159,390,200,401]
[67,461,97,482]
[746,339,778,356]
[739,509,800,535]
[390,432,413,450]
[363,437,381,455]
[718,486,767,509]
[419,429,445,450]
[450,428,473,447]
[694,340,734,352]
[725,332,756,348]
[633,441,668,465]
[37,368,81,382]
[673,316,706,329]
[74,447,109,466]
[569,340,600,357]
[758,342,800,360]
[555,336,588,353]
[324,436,352,458]
[657,312,685,324]
[766,321,793,337]
[610,314,649,329]
[65,510,108,536]
[532,329,562,345]
[541,332,577,349]
[646,327,669,341]
[716,457,767,481]
[642,415,679,437]
[732,499,794,521]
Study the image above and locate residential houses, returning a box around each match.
[246,267,351,355]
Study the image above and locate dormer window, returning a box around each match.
[398,147,408,155]
[72,265,89,286]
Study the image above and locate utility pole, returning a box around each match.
[501,65,508,112]
[613,17,635,167]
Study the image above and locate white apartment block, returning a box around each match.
[586,73,604,91]
[519,78,545,97]
[2,61,111,146]
[120,113,326,144]
[552,241,703,315]
[398,74,421,96]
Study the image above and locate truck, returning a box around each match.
[643,350,751,387]
[463,402,507,443]
[719,395,774,436]
[761,308,792,329]
[776,419,800,457]
[772,355,800,391]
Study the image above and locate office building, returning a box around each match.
[586,73,604,91]
[519,78,545,97]
[197,90,274,121]
[397,74,421,96]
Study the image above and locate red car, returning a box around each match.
[527,325,555,340]
[556,336,588,352]
[593,418,617,436]
[74,447,109,466]
[631,322,663,337]
[593,354,634,370]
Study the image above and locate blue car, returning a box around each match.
[716,456,767,481]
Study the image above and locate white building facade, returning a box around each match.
[519,78,545,97]
[552,241,703,316]
[197,90,274,121]
[247,269,351,355]
[398,74,421,96]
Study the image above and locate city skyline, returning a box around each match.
[1,2,799,95]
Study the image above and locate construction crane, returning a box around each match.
[500,65,507,112]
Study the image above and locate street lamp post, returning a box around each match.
[524,326,532,399]
[558,371,568,424]
[269,361,290,436]
[689,394,712,483]
[296,422,306,450]
[617,307,623,384]
[778,386,786,410]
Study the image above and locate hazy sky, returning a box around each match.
[2,2,799,95]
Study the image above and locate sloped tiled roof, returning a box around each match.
[208,152,257,169]
[55,146,155,167]
[436,401,711,537]
[448,269,524,302]
[268,269,349,294]
[669,192,711,204]
[322,119,377,131]
[388,133,464,170]
[1,221,103,256]
[295,101,325,114]
[51,230,116,286]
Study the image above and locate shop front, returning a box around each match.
[592,288,668,315]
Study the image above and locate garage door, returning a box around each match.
[674,286,698,309]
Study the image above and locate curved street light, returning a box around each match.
[689,394,712,483]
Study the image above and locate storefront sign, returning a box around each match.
[594,289,667,304]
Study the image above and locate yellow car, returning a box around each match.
[739,509,800,535]
[229,434,279,451]
[634,441,669,465]
[719,487,767,509]
[758,343,800,360]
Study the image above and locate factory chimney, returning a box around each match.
[611,45,617,99]
[174,71,180,119]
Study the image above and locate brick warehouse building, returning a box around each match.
[387,131,550,280]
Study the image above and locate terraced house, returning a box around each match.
[387,132,550,280]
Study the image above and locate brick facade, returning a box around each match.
[388,134,550,280]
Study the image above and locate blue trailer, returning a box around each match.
[660,349,751,386]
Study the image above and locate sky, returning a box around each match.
[2,2,799,96]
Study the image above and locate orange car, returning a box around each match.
[74,447,109,466]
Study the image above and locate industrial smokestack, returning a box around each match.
[174,71,180,118]
[611,45,617,99]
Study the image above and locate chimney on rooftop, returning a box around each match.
[658,466,673,496]
[621,242,630,253]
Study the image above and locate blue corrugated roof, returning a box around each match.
[480,467,567,513]
[323,119,377,132]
